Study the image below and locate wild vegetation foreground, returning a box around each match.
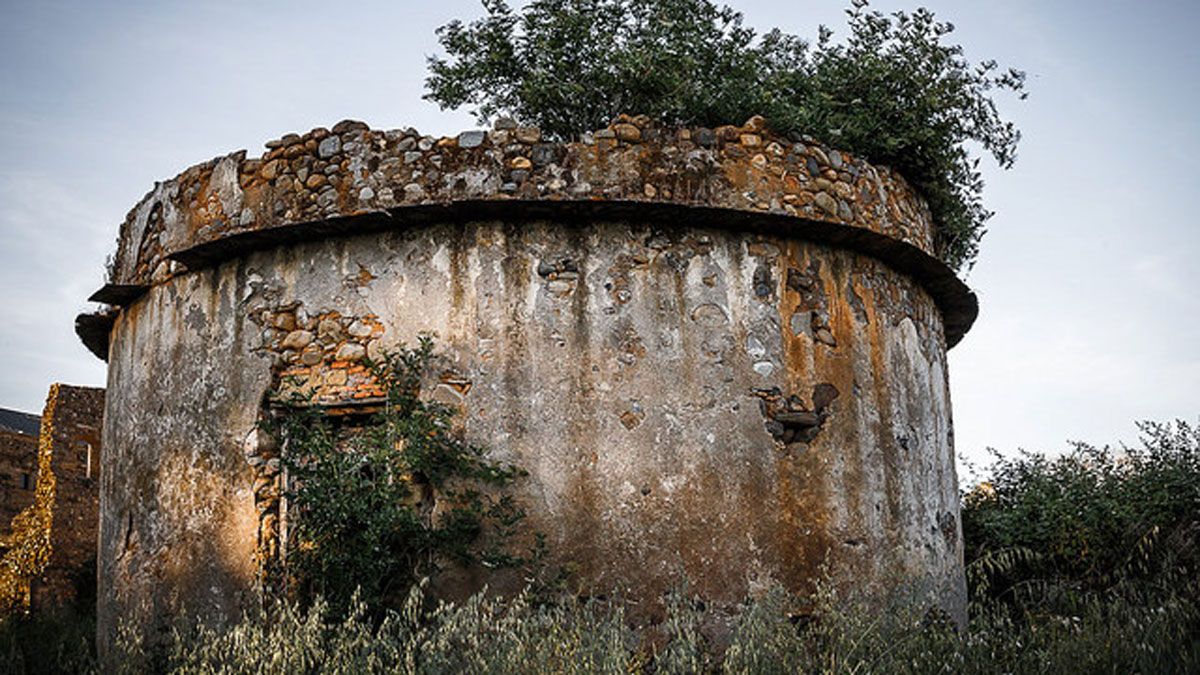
[3,420,1197,674]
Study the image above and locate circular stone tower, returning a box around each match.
[79,116,976,647]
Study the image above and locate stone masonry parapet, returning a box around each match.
[81,115,978,359]
[106,115,940,288]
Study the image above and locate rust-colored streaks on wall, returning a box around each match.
[88,120,972,650]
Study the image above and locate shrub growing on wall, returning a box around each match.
[424,0,1026,270]
[266,337,529,615]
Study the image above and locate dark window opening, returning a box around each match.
[21,473,31,490]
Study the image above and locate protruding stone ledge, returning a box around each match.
[87,284,149,306]
[75,310,117,361]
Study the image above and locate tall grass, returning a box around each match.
[0,607,95,675]
[5,562,1197,674]
[3,419,1197,673]
[84,577,1196,674]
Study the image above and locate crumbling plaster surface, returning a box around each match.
[97,217,965,647]
[98,275,266,649]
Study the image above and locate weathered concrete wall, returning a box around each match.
[86,117,975,650]
[97,217,964,645]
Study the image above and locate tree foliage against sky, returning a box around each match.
[425,0,1026,270]
[963,420,1200,607]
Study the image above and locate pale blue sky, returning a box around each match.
[1,1,1196,469]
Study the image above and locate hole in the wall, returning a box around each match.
[74,440,94,480]
[416,478,436,527]
[939,511,958,546]
[123,513,134,551]
[753,382,841,447]
[753,263,774,299]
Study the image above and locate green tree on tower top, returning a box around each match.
[424,0,1027,271]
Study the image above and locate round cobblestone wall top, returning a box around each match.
[82,115,977,354]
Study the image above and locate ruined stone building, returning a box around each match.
[0,408,41,549]
[0,384,104,613]
[78,115,977,648]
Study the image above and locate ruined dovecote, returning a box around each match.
[80,116,977,649]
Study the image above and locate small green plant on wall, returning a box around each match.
[263,335,529,616]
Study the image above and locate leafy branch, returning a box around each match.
[425,0,1027,270]
[263,335,529,615]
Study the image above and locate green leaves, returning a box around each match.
[963,420,1200,612]
[423,0,1026,270]
[267,337,527,616]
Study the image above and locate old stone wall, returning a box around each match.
[0,385,104,614]
[103,115,939,289]
[82,116,974,354]
[32,385,104,610]
[0,429,38,547]
[85,119,976,650]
